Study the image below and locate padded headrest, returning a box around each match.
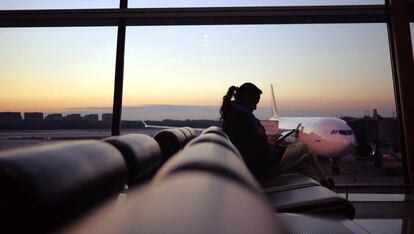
[153,128,187,159]
[0,140,127,233]
[153,142,261,194]
[185,133,242,160]
[177,127,193,143]
[201,126,230,140]
[65,171,281,234]
[183,126,196,138]
[104,134,162,183]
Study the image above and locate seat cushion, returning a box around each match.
[201,126,230,140]
[66,171,282,234]
[268,186,355,219]
[185,133,242,159]
[153,128,187,159]
[104,134,162,183]
[0,140,127,233]
[260,173,320,193]
[153,142,261,194]
[177,127,193,144]
[276,213,367,234]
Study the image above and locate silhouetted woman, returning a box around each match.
[220,83,330,185]
[220,83,270,178]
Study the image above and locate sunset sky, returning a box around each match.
[0,1,411,120]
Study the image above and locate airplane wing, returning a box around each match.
[141,121,177,129]
[142,121,206,132]
[275,129,296,144]
[272,123,302,145]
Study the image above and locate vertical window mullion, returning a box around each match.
[111,0,128,136]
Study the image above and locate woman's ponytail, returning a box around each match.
[220,86,237,121]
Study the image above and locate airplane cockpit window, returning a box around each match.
[338,130,353,135]
[331,130,353,135]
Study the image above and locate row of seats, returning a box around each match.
[0,126,364,233]
[64,127,365,233]
[0,127,196,233]
[65,128,283,233]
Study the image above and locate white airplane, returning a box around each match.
[261,85,357,174]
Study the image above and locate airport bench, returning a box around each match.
[0,140,127,233]
[0,127,358,233]
[64,131,361,234]
[103,134,162,185]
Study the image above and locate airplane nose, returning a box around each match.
[341,136,356,153]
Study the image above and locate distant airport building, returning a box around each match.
[83,114,99,122]
[0,112,22,121]
[24,112,44,121]
[45,113,63,120]
[102,113,113,123]
[66,114,82,120]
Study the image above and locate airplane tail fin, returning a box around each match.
[270,84,279,120]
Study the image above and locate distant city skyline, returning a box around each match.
[0,104,396,121]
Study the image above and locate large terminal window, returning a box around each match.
[0,27,117,150]
[0,1,409,195]
[122,23,403,186]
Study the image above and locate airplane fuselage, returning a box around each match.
[265,117,356,158]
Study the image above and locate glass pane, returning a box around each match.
[411,23,414,60]
[129,0,384,8]
[0,0,119,10]
[0,27,117,150]
[123,23,403,188]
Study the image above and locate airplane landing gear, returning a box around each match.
[331,158,340,175]
[374,152,383,168]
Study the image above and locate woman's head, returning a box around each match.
[220,82,262,121]
[234,82,262,112]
